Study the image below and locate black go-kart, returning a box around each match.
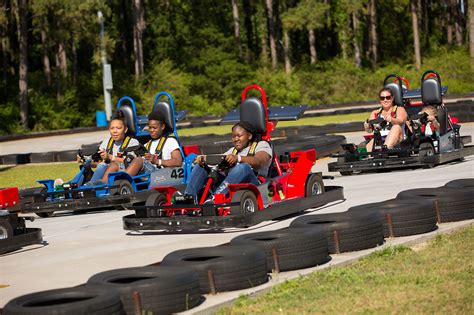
[328,70,474,175]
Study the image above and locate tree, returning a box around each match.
[411,0,421,70]
[469,0,474,71]
[231,0,242,59]
[265,0,278,69]
[368,0,377,68]
[282,0,329,64]
[18,0,28,128]
[283,29,291,74]
[132,0,145,78]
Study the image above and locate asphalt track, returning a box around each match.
[1,124,473,311]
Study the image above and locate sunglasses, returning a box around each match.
[379,95,392,101]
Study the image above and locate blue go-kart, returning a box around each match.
[20,92,197,217]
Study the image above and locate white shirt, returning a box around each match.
[223,141,273,177]
[99,137,140,156]
[147,137,180,160]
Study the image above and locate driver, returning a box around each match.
[364,87,408,152]
[182,121,272,203]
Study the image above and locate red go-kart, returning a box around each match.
[122,85,344,231]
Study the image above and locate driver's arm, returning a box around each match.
[364,110,378,132]
[239,151,271,170]
[390,107,408,125]
[160,149,183,167]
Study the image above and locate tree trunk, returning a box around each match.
[231,0,242,59]
[132,0,145,79]
[283,29,291,74]
[352,11,361,68]
[308,29,317,64]
[265,0,277,69]
[120,0,130,67]
[447,0,453,46]
[18,0,28,128]
[243,0,254,62]
[58,41,67,78]
[368,0,378,68]
[454,0,463,46]
[40,25,51,86]
[411,0,421,70]
[71,36,77,85]
[55,49,61,98]
[469,0,474,71]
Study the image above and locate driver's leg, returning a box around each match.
[366,138,375,152]
[87,162,108,184]
[215,163,259,195]
[126,157,144,176]
[384,125,403,148]
[102,162,120,182]
[184,166,208,201]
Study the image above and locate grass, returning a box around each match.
[1,184,470,315]
[217,225,474,314]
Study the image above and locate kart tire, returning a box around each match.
[29,187,54,218]
[289,212,384,254]
[418,142,435,168]
[87,266,201,314]
[396,187,474,222]
[348,198,438,237]
[444,178,474,189]
[141,192,167,218]
[0,218,13,239]
[110,180,133,196]
[161,245,268,294]
[229,190,258,215]
[305,174,325,197]
[2,284,124,315]
[230,228,330,272]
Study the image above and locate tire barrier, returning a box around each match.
[230,228,330,272]
[289,212,385,254]
[87,266,201,315]
[3,285,125,315]
[4,178,474,313]
[396,187,474,223]
[347,199,438,237]
[160,245,268,294]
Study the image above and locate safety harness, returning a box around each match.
[106,136,132,157]
[231,141,258,156]
[145,134,174,159]
[377,106,398,130]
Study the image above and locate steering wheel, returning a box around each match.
[368,117,386,130]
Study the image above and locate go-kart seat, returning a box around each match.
[118,103,137,135]
[421,77,448,135]
[384,82,404,107]
[152,101,175,133]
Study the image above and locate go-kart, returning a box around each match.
[0,187,43,254]
[122,85,344,231]
[328,70,474,175]
[18,92,197,217]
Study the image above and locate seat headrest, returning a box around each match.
[385,82,404,106]
[152,101,174,132]
[119,104,136,134]
[240,97,266,134]
[422,78,442,105]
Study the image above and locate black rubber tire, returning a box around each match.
[140,192,167,218]
[161,245,268,294]
[87,266,201,314]
[26,187,54,218]
[305,174,325,197]
[110,180,134,196]
[289,212,384,254]
[418,142,435,168]
[444,178,474,189]
[2,284,124,315]
[348,198,438,237]
[229,190,258,215]
[0,218,14,239]
[230,228,330,272]
[396,187,474,222]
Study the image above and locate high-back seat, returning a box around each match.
[152,101,175,134]
[421,71,447,135]
[118,103,137,135]
[384,82,404,107]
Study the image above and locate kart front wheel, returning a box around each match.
[419,142,435,168]
[33,187,54,218]
[305,175,325,197]
[230,190,258,215]
[0,219,13,239]
[111,180,133,195]
[141,192,167,217]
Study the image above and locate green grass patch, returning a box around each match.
[218,225,474,314]
[0,163,78,189]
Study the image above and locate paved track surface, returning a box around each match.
[1,124,473,309]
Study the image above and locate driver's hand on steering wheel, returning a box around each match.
[225,154,238,166]
[194,155,207,165]
[76,154,84,164]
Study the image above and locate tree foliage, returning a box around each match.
[0,0,471,135]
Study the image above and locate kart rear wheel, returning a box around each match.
[230,190,258,215]
[110,179,133,195]
[419,142,435,168]
[140,192,167,218]
[33,187,54,218]
[0,219,13,239]
[305,174,325,196]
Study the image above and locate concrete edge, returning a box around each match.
[182,219,474,315]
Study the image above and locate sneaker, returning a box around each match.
[85,179,106,186]
[174,194,195,205]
